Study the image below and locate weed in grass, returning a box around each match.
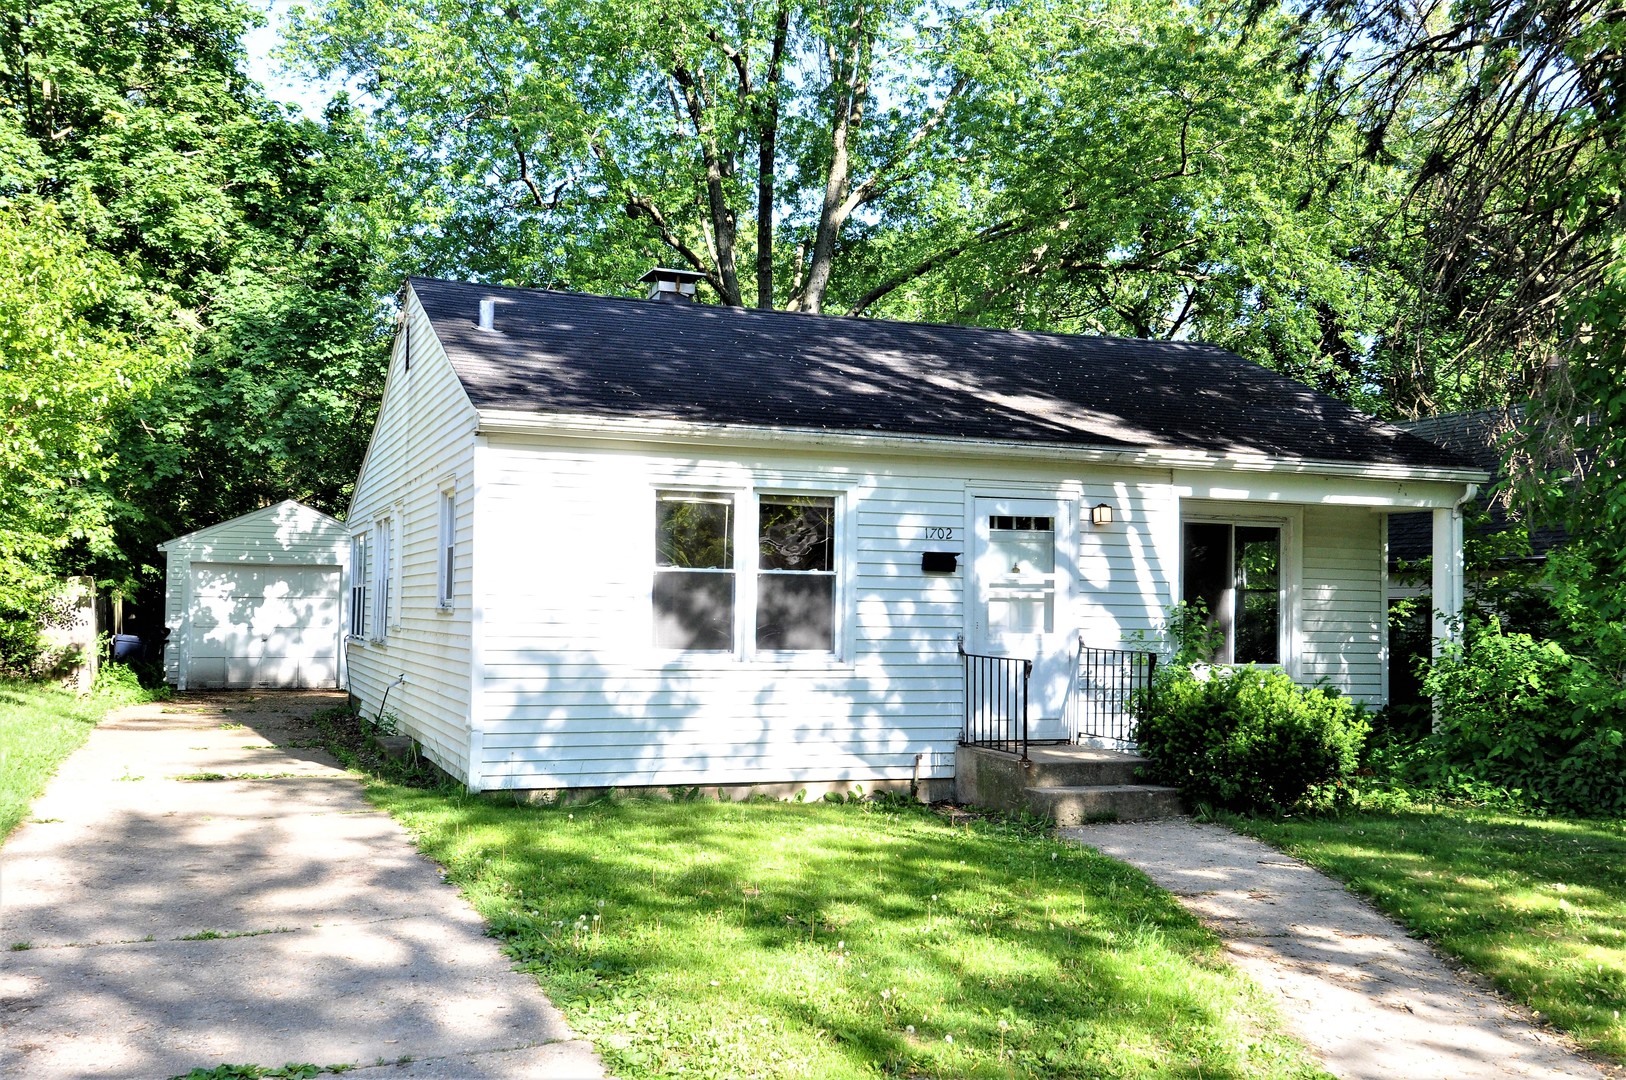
[10,941,31,951]
[174,772,301,782]
[177,928,292,942]
[1233,806,1626,1065]
[168,1065,323,1080]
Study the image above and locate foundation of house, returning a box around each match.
[484,776,957,806]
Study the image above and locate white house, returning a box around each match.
[344,272,1486,796]
[159,500,349,690]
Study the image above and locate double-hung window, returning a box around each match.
[372,517,393,642]
[756,495,836,651]
[653,492,736,650]
[1182,521,1282,664]
[652,490,839,657]
[348,533,369,639]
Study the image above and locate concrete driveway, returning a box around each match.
[0,692,605,1079]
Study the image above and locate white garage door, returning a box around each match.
[186,563,341,689]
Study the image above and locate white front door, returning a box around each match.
[968,496,1076,741]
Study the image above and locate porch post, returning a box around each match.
[1430,503,1467,731]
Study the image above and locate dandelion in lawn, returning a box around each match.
[905,1025,915,1035]
[945,1034,953,1044]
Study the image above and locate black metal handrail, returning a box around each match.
[1076,643,1156,748]
[958,636,1032,762]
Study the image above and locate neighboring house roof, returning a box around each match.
[1387,409,1567,565]
[411,277,1482,475]
[156,499,341,553]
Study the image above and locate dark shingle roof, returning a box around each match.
[412,277,1482,472]
[1387,409,1566,563]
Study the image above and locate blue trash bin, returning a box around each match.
[110,634,142,663]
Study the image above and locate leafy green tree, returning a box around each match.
[2,0,393,645]
[288,0,1402,391]
[0,201,183,662]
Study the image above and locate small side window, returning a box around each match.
[372,518,392,642]
[437,488,455,608]
[348,533,369,640]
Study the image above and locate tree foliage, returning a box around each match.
[289,0,1406,394]
[0,202,182,620]
[0,0,392,659]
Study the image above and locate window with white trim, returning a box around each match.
[372,517,393,642]
[756,495,836,651]
[437,487,455,608]
[1182,521,1282,664]
[653,491,735,650]
[652,489,841,656]
[348,533,368,639]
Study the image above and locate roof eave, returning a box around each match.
[474,408,1492,486]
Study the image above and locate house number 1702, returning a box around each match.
[922,527,955,541]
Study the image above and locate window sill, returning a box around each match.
[640,652,855,674]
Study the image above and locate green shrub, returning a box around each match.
[1137,665,1370,814]
[1418,618,1626,815]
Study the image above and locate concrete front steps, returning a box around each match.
[954,743,1183,826]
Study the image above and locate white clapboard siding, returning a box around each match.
[1300,505,1385,704]
[468,440,1194,791]
[159,501,348,689]
[345,286,479,782]
[1076,481,1179,650]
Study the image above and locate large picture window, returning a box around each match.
[1182,521,1282,664]
[653,492,735,650]
[757,495,836,651]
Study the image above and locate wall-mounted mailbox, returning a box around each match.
[921,551,959,573]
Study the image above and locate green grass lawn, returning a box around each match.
[1230,806,1626,1064]
[0,679,105,838]
[367,783,1327,1079]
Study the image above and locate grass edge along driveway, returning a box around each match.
[363,782,1330,1080]
[0,679,110,839]
[1230,806,1626,1066]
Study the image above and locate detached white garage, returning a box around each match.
[159,500,349,690]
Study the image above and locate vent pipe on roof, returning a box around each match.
[638,267,706,303]
[478,298,495,330]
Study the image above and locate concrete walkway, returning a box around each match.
[1062,820,1613,1080]
[0,692,605,1080]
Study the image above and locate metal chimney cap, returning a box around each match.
[477,298,496,330]
[637,267,707,285]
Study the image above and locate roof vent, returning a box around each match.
[478,298,495,330]
[638,267,705,304]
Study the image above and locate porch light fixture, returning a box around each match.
[1090,502,1114,527]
